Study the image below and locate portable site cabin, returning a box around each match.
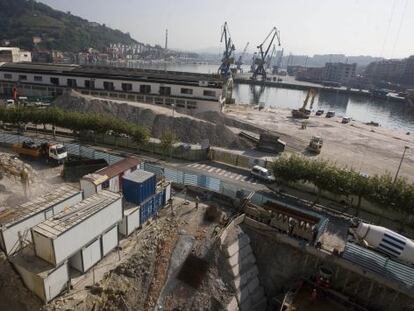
[10,246,69,303]
[80,157,140,199]
[0,185,82,256]
[31,190,122,267]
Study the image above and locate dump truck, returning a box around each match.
[257,133,286,153]
[12,141,67,164]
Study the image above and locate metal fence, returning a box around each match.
[209,148,271,169]
[0,132,123,165]
[342,242,414,289]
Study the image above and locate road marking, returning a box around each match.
[217,170,225,175]
[208,167,215,172]
[234,175,243,181]
[188,163,199,168]
[199,164,208,169]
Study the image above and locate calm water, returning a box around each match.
[127,62,414,133]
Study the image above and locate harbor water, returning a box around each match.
[124,61,414,133]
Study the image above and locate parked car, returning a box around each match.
[326,111,335,118]
[250,165,276,183]
[342,117,351,124]
[315,109,324,116]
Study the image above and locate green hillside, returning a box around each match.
[0,0,138,51]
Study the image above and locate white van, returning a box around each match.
[250,165,276,182]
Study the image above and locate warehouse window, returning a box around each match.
[34,76,43,82]
[176,99,185,108]
[50,77,59,86]
[203,90,216,97]
[3,73,12,79]
[159,86,171,96]
[85,80,95,89]
[18,75,27,81]
[103,81,114,91]
[140,84,151,94]
[181,88,193,95]
[122,83,132,91]
[187,101,197,109]
[67,79,77,88]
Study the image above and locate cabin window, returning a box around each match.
[187,101,197,109]
[122,83,132,91]
[159,86,171,96]
[176,99,185,108]
[34,76,42,82]
[3,74,12,79]
[50,77,60,86]
[18,75,27,81]
[203,90,216,97]
[103,81,115,91]
[181,88,193,95]
[140,84,151,94]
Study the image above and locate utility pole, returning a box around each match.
[394,146,409,183]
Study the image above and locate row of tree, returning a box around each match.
[272,155,414,216]
[0,107,150,146]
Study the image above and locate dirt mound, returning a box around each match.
[53,92,248,148]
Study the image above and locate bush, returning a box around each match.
[0,107,149,146]
[271,154,414,214]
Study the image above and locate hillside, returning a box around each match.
[0,0,137,51]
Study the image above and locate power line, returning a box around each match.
[391,0,408,58]
[379,0,397,58]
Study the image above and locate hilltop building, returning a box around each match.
[0,47,32,63]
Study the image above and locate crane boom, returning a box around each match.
[236,42,249,71]
[252,27,281,80]
[218,21,236,77]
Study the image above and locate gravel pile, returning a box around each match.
[53,92,249,148]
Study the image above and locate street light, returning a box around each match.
[171,103,176,118]
[394,146,409,183]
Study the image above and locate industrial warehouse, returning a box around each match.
[0,62,230,112]
[0,154,171,303]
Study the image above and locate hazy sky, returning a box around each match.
[39,0,413,58]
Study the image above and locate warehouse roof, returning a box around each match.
[0,185,81,228]
[32,190,121,239]
[123,169,154,183]
[0,62,223,84]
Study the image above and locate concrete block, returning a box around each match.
[247,276,260,294]
[239,243,253,259]
[231,263,241,278]
[236,284,250,304]
[250,285,265,304]
[228,251,241,267]
[225,234,250,258]
[240,297,252,311]
[240,252,255,268]
[226,296,239,311]
[241,264,258,281]
[229,244,254,268]
[251,297,267,311]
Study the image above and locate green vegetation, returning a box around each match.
[0,0,137,51]
[272,155,414,215]
[0,107,149,146]
[160,131,178,159]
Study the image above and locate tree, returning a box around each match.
[160,131,177,159]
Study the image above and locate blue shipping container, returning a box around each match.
[122,170,156,205]
[140,196,155,225]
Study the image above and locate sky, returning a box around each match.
[38,0,413,58]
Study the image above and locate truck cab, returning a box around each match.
[48,144,67,163]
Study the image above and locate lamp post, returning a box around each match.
[171,103,175,118]
[394,146,409,183]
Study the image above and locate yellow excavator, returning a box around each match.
[0,154,34,198]
[292,88,317,119]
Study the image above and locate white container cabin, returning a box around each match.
[31,190,122,266]
[0,185,82,256]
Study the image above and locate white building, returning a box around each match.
[0,62,229,112]
[0,47,32,63]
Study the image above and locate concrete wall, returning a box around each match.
[80,179,98,199]
[242,219,414,311]
[119,207,140,237]
[82,238,102,272]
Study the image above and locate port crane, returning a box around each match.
[251,27,281,80]
[273,48,284,74]
[265,44,276,70]
[235,42,249,72]
[218,22,236,77]
[250,52,257,73]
